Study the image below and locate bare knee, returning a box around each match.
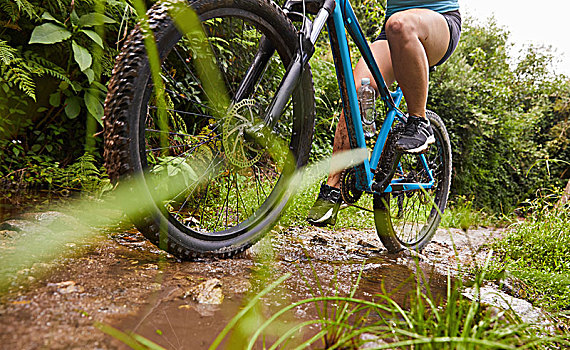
[385,13,418,41]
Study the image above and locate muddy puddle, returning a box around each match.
[114,227,448,349]
[0,210,469,349]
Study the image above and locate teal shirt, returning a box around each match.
[386,0,459,18]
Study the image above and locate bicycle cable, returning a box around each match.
[298,0,306,65]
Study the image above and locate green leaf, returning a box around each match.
[70,81,82,92]
[78,13,116,27]
[64,96,81,119]
[41,12,62,24]
[72,41,92,71]
[70,10,80,26]
[85,90,103,125]
[58,81,69,91]
[49,92,61,107]
[83,68,95,84]
[81,30,104,48]
[29,23,72,44]
[91,81,106,92]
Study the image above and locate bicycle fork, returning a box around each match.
[234,0,335,129]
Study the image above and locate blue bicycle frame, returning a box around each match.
[276,0,436,194]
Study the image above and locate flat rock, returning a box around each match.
[463,285,551,326]
[190,278,224,305]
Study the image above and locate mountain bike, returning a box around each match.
[103,0,452,259]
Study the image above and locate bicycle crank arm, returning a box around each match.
[371,150,403,193]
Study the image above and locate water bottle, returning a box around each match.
[358,77,376,138]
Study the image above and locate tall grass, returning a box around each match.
[489,195,570,312]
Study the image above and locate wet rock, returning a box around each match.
[19,211,71,225]
[463,285,551,326]
[359,333,390,349]
[0,220,43,234]
[188,278,224,305]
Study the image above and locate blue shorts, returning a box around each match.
[375,10,462,67]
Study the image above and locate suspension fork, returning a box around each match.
[233,0,335,128]
[233,37,277,103]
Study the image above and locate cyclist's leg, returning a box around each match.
[326,40,396,188]
[307,41,395,226]
[386,9,451,152]
[385,9,450,119]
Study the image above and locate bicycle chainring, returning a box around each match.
[340,167,363,204]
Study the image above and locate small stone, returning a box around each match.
[357,239,376,248]
[190,278,224,304]
[360,333,389,349]
[0,230,18,238]
[48,281,84,294]
[310,235,328,245]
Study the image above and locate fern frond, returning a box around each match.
[0,1,20,21]
[41,0,69,19]
[23,51,71,84]
[13,0,37,19]
[99,50,117,77]
[1,61,36,100]
[0,39,18,65]
[0,41,73,100]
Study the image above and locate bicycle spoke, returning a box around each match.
[172,46,214,103]
[198,180,211,231]
[148,105,213,118]
[171,156,225,230]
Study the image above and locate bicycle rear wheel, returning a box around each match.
[373,110,451,252]
[103,0,315,258]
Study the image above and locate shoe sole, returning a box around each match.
[399,135,435,154]
[308,208,334,224]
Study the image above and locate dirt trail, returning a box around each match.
[0,210,503,349]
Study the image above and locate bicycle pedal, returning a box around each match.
[372,150,403,193]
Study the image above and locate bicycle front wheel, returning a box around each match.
[373,110,452,253]
[103,0,315,258]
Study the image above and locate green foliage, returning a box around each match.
[0,151,112,199]
[0,0,136,193]
[489,194,570,311]
[428,17,570,211]
[309,44,341,161]
[441,196,502,229]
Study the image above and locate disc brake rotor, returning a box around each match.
[222,99,263,168]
